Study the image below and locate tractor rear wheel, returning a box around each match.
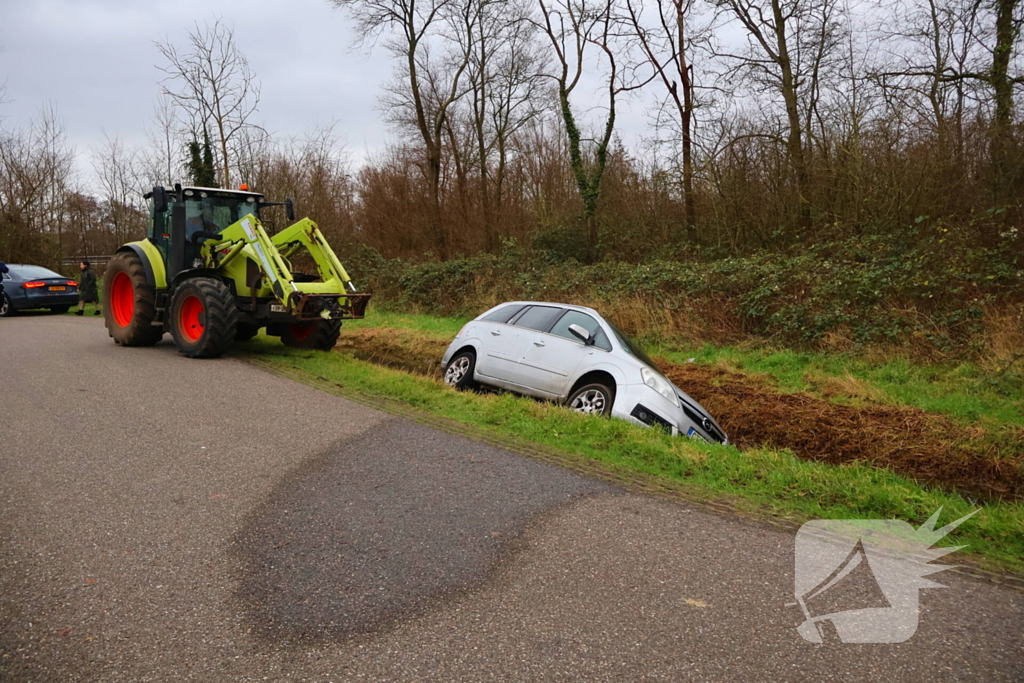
[169,277,239,358]
[280,318,342,351]
[104,250,162,346]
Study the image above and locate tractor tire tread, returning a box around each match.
[170,277,239,358]
[104,251,162,347]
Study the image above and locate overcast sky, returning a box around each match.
[0,0,653,184]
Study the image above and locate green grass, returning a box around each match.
[237,332,1024,573]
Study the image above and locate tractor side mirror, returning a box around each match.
[152,186,167,213]
[285,198,295,222]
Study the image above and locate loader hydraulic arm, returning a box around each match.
[200,213,370,320]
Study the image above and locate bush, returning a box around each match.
[353,221,1023,358]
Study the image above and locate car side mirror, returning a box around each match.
[568,323,592,345]
[285,198,295,222]
[152,186,167,213]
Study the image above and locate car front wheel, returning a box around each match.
[567,383,614,416]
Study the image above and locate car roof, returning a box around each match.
[495,301,605,319]
[5,264,64,277]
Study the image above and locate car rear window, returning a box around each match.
[10,265,62,279]
[478,304,525,323]
[511,305,563,332]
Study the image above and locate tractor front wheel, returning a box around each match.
[280,318,342,351]
[104,250,162,346]
[169,277,239,358]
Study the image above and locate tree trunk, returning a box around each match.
[772,0,811,230]
[989,0,1020,202]
[676,1,697,238]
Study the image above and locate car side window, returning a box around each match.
[479,304,524,323]
[511,305,563,332]
[550,311,612,351]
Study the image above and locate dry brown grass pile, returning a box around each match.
[662,362,1024,501]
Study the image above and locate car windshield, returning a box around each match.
[608,323,659,370]
[11,265,63,279]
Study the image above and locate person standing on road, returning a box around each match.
[76,260,100,316]
[0,260,8,314]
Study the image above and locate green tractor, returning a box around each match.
[103,183,370,358]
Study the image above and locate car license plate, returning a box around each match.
[49,286,66,291]
[270,303,287,313]
[687,426,709,442]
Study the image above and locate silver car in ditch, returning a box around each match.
[440,301,728,444]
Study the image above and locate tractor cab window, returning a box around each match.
[183,192,259,239]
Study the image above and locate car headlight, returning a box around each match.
[641,367,679,406]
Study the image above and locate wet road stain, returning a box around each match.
[232,418,612,641]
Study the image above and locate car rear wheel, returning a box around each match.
[567,383,613,416]
[444,351,477,390]
[169,277,239,358]
[0,294,14,317]
[103,250,163,346]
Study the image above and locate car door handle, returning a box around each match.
[491,330,501,336]
[533,341,545,347]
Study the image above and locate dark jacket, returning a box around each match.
[0,261,7,295]
[79,266,98,303]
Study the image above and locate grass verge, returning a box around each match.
[235,332,1024,576]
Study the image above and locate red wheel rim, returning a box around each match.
[110,271,134,327]
[178,295,205,342]
[289,322,315,341]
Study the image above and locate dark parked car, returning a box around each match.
[0,264,79,317]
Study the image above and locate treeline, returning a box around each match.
[1,2,1021,356]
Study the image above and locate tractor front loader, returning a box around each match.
[103,184,370,358]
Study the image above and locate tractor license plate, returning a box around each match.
[270,303,287,313]
[49,286,66,291]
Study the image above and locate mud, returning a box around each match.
[662,364,1023,502]
[334,328,1023,501]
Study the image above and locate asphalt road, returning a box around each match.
[1,315,1021,682]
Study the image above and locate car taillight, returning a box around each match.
[24,281,45,288]
[67,280,78,287]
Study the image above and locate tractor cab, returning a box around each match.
[146,185,273,277]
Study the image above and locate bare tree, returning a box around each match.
[156,18,261,188]
[714,0,847,229]
[142,94,184,187]
[92,135,147,248]
[0,107,75,265]
[972,0,1023,200]
[330,0,474,257]
[623,0,707,235]
[872,0,1022,204]
[457,0,546,250]
[535,0,652,257]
